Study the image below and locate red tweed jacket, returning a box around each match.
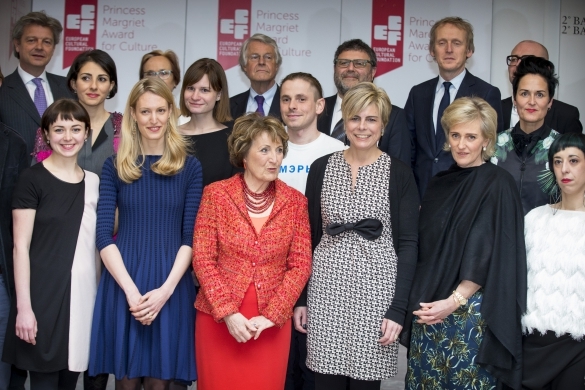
[192,175,312,327]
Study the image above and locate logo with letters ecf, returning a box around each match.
[66,4,96,35]
[373,16,402,46]
[220,9,249,40]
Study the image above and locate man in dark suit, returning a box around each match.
[317,39,411,165]
[502,40,582,134]
[406,17,503,199]
[0,124,28,388]
[0,11,74,160]
[229,33,281,120]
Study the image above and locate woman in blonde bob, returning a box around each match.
[89,77,202,387]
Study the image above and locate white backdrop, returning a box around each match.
[31,0,491,113]
[0,0,580,118]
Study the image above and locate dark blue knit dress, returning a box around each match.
[89,155,202,381]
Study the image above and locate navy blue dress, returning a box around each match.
[89,156,202,381]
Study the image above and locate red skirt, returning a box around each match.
[195,284,291,389]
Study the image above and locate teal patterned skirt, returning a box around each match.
[406,291,496,390]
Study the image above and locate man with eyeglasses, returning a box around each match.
[405,16,503,200]
[502,40,582,134]
[317,39,411,165]
[230,33,282,120]
[0,11,75,160]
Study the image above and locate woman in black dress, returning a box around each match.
[3,99,100,390]
[178,58,239,186]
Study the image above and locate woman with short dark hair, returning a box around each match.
[3,99,99,390]
[521,133,585,389]
[492,56,561,215]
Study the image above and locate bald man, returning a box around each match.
[502,40,582,133]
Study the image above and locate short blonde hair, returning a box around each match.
[228,113,288,168]
[441,96,496,160]
[116,77,187,183]
[341,82,391,133]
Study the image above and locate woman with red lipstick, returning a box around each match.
[3,99,99,389]
[88,78,201,387]
[34,50,121,177]
[178,58,240,187]
[193,113,312,389]
[403,97,526,389]
[521,133,585,389]
[492,56,560,215]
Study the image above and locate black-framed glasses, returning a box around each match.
[506,55,529,66]
[144,69,173,80]
[334,59,373,69]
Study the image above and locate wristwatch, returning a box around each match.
[452,290,468,306]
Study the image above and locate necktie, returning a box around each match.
[330,118,345,142]
[254,95,265,116]
[32,78,48,116]
[435,81,452,152]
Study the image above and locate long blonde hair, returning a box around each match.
[116,77,187,183]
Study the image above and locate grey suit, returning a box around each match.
[0,69,75,159]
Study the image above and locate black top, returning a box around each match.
[498,123,556,215]
[184,122,240,187]
[300,153,419,326]
[403,162,526,388]
[3,163,85,371]
[0,123,28,296]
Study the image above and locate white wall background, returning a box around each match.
[1,0,583,122]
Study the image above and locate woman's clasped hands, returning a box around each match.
[224,313,275,343]
[127,286,172,326]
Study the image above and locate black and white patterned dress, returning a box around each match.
[306,151,399,380]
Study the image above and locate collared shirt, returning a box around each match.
[246,83,278,114]
[330,94,343,135]
[510,105,520,129]
[18,65,55,106]
[432,69,466,133]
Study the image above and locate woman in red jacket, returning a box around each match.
[192,113,312,389]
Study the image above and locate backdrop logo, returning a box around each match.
[371,0,405,76]
[218,0,251,70]
[220,10,249,39]
[63,0,97,69]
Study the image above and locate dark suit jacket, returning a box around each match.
[0,69,74,158]
[501,96,582,134]
[0,123,28,297]
[406,70,503,199]
[317,94,411,165]
[229,85,281,121]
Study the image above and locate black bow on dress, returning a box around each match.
[325,218,383,241]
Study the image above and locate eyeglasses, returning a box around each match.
[248,54,274,62]
[334,59,373,69]
[144,70,173,80]
[506,55,530,66]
